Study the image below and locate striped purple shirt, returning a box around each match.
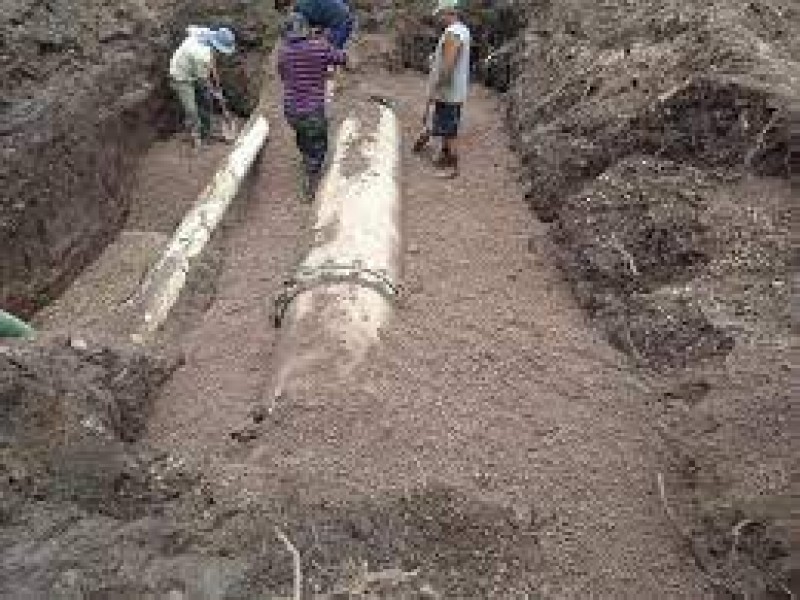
[278,35,346,117]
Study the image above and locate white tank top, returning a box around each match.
[433,21,471,104]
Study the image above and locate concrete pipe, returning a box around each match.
[271,98,401,396]
[128,114,269,339]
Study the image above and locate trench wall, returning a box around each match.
[0,0,277,317]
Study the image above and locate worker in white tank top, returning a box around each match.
[426,0,471,178]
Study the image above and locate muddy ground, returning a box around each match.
[0,1,797,598]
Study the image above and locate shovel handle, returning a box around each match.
[422,100,433,126]
[210,87,229,111]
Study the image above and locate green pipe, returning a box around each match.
[0,309,35,339]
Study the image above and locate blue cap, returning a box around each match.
[210,27,236,54]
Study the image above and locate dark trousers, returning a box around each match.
[171,79,212,138]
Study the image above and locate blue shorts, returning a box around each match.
[431,101,462,138]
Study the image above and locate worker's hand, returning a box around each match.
[210,87,225,102]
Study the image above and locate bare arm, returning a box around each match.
[436,32,462,89]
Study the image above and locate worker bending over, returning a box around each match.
[169,26,236,148]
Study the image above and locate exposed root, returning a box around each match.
[276,527,303,600]
[609,235,640,277]
[727,518,757,568]
[269,387,285,415]
[328,561,429,597]
[657,473,795,599]
[656,473,736,595]
[743,109,783,171]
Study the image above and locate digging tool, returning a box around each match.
[412,99,433,153]
[368,94,397,110]
[211,87,237,143]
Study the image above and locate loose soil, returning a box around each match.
[1,17,795,599]
[0,0,277,318]
[505,2,797,595]
[142,40,714,597]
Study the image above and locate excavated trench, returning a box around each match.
[1,1,796,598]
[0,0,274,320]
[505,1,796,596]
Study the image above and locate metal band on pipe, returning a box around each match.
[273,260,399,328]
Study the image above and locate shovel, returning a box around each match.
[211,88,238,143]
[412,100,433,153]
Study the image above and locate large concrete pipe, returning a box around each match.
[271,97,401,397]
[128,114,269,340]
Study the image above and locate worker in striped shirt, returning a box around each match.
[278,13,347,199]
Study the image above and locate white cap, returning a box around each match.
[433,0,459,15]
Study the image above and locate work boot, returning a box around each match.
[412,129,431,153]
[307,171,322,201]
[432,151,458,179]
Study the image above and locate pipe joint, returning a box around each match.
[273,259,399,328]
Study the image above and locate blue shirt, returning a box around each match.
[294,0,350,29]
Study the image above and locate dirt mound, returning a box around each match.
[0,335,183,515]
[0,0,275,319]
[506,0,797,595]
[551,156,735,368]
[0,332,536,595]
[0,335,210,598]
[507,0,796,363]
[0,334,536,597]
[2,477,533,598]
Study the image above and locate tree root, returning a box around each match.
[657,472,740,596]
[276,527,303,600]
[656,473,795,599]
